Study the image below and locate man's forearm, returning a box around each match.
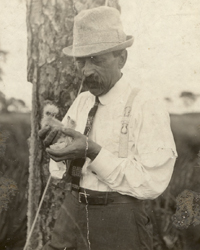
[87,139,101,161]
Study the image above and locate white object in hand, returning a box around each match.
[41,103,74,150]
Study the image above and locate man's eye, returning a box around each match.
[75,59,85,67]
[77,60,85,64]
[91,57,102,64]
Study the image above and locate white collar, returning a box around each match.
[98,75,131,105]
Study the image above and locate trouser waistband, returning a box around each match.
[71,188,143,205]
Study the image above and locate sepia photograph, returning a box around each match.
[0,0,200,249]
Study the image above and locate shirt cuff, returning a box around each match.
[89,148,120,179]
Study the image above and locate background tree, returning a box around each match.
[26,1,120,249]
[0,50,8,112]
[0,91,7,112]
[0,50,7,81]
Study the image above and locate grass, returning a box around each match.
[0,112,31,250]
[148,113,200,250]
[1,111,200,249]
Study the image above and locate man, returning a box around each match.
[40,6,177,250]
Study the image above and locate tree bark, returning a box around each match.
[26,0,119,249]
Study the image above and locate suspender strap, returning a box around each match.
[118,88,140,158]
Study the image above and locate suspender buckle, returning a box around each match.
[124,106,131,117]
[121,123,128,134]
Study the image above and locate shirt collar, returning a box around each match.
[98,75,131,105]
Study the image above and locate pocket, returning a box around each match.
[145,216,153,232]
[134,211,153,250]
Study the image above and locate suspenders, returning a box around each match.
[118,88,140,158]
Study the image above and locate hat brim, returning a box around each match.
[63,35,134,58]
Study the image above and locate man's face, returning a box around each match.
[74,52,121,96]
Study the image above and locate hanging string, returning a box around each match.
[23,175,52,250]
[105,0,109,6]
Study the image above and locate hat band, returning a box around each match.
[73,30,126,47]
[71,41,130,57]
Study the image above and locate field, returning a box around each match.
[0,112,31,250]
[149,113,200,250]
[0,112,200,249]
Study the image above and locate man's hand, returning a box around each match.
[38,126,63,147]
[46,128,101,162]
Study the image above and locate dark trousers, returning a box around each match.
[42,190,153,250]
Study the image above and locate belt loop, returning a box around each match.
[105,192,108,204]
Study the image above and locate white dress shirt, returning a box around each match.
[49,76,177,200]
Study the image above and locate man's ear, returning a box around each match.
[118,50,127,69]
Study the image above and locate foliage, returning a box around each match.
[146,113,200,250]
[0,113,31,249]
[180,91,196,100]
[180,91,197,107]
[0,50,7,81]
[0,91,29,113]
[0,175,18,212]
[173,189,200,229]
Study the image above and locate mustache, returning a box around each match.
[83,75,101,85]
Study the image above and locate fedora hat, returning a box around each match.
[63,6,134,58]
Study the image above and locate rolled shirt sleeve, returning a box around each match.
[89,148,176,199]
[88,96,177,200]
[48,84,177,200]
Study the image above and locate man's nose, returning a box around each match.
[82,58,94,77]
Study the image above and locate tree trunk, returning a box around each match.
[26,0,119,249]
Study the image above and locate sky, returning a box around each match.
[119,0,200,97]
[0,0,200,109]
[0,0,32,108]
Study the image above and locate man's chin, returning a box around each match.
[89,88,101,96]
